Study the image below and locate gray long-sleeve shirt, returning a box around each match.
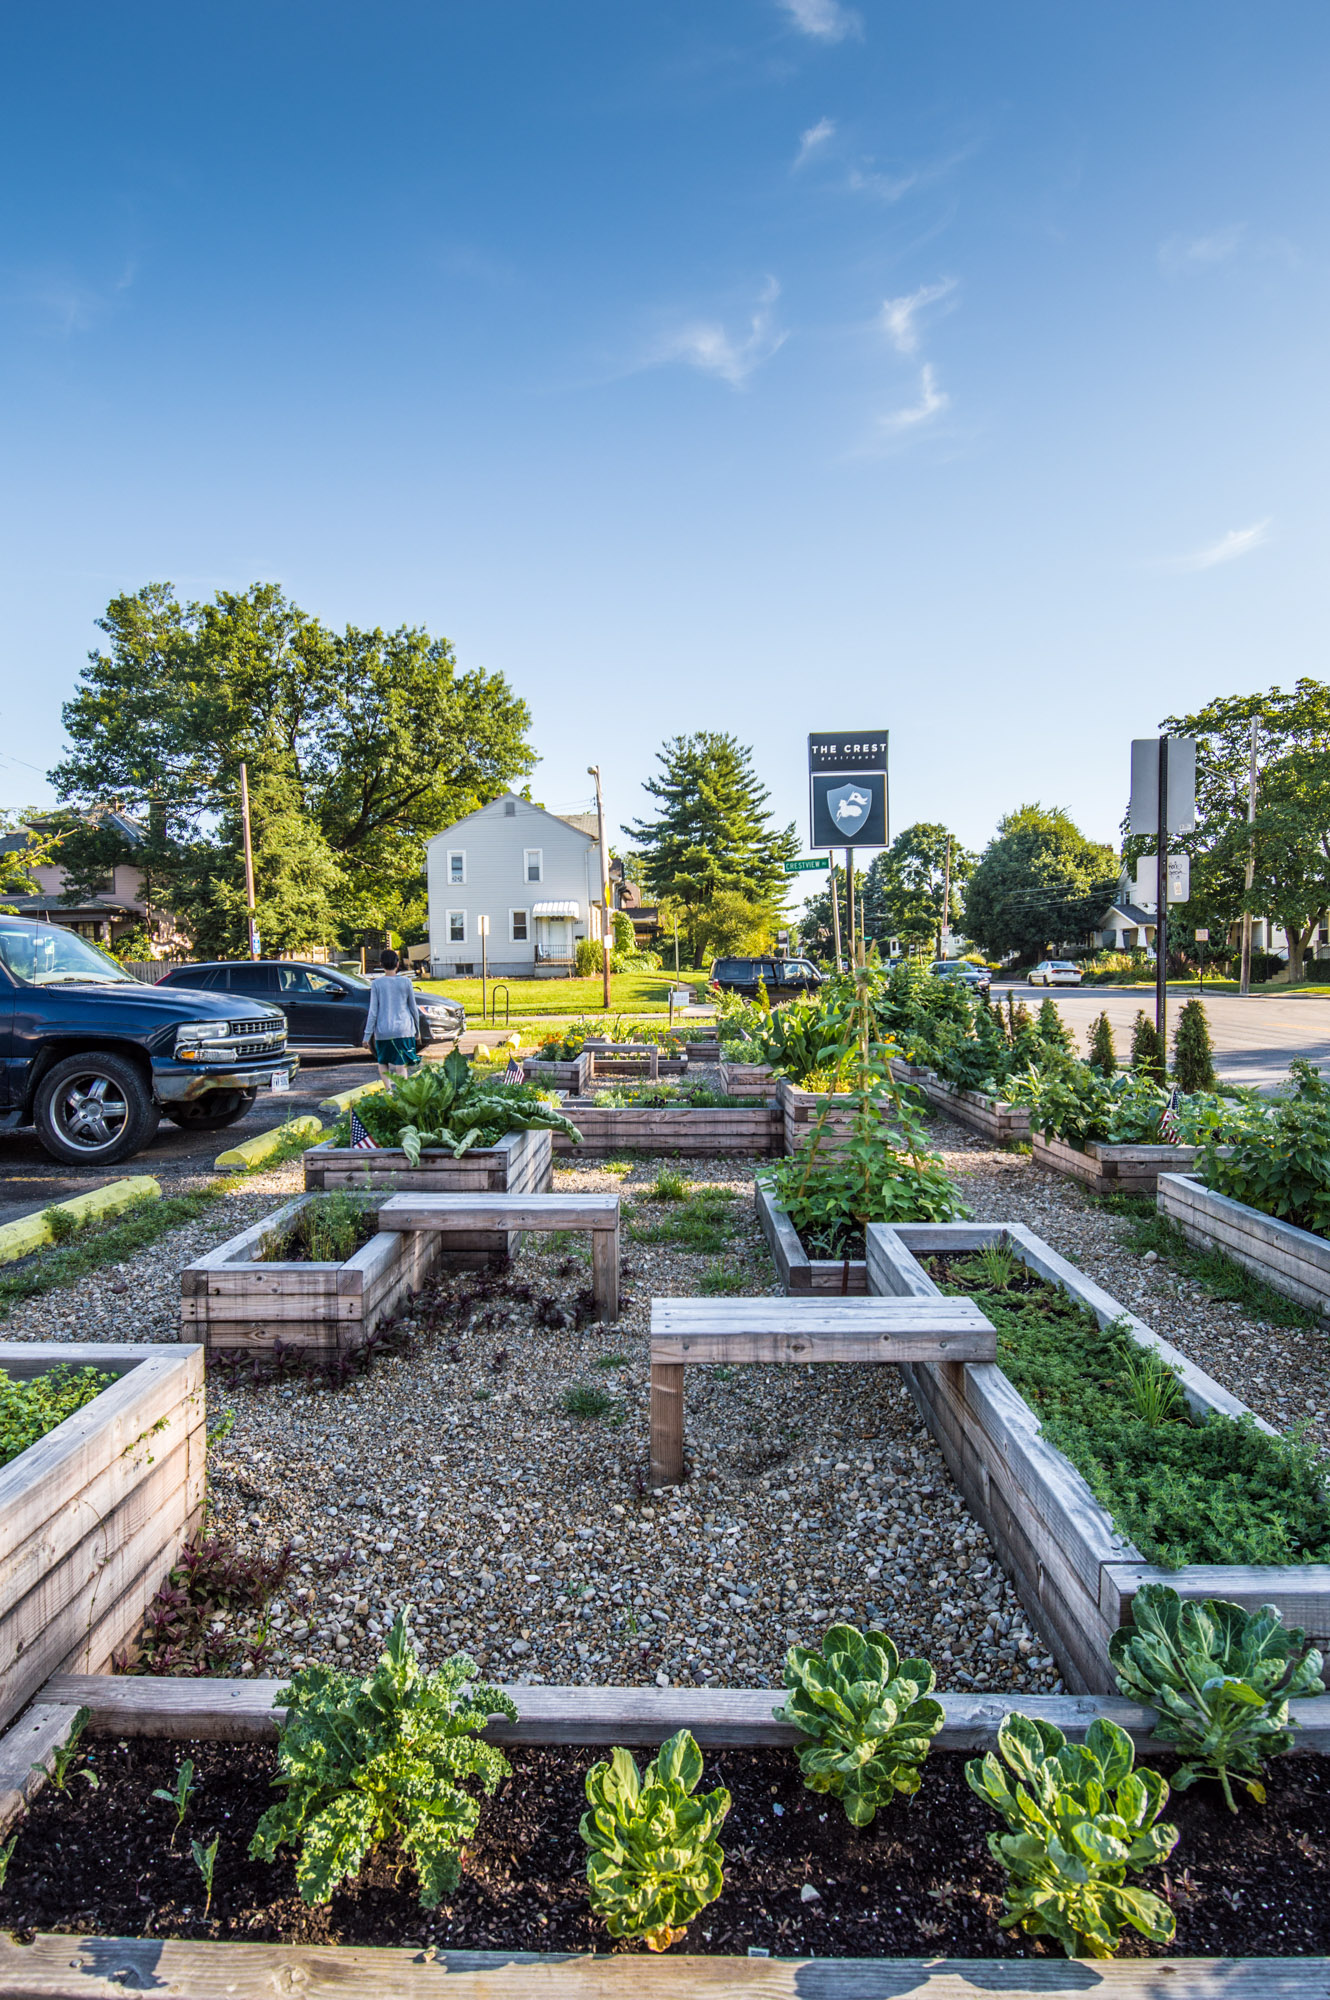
[362,973,422,1044]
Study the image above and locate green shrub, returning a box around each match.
[1109,1583,1325,1813]
[1130,1010,1165,1082]
[1086,1011,1117,1075]
[581,1731,729,1952]
[0,1365,112,1470]
[1172,998,1216,1092]
[1036,997,1074,1053]
[1200,1058,1330,1236]
[966,1713,1178,1958]
[775,1624,943,1825]
[263,1192,375,1264]
[575,937,601,976]
[249,1611,515,1907]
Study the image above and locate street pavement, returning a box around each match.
[990,980,1330,1092]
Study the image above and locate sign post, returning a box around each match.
[477,914,490,1020]
[809,733,888,971]
[1130,736,1197,1060]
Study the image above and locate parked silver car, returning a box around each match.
[1027,960,1083,987]
[929,959,991,994]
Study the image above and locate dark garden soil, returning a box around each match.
[2,1741,1326,1957]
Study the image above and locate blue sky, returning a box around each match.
[2,1,1327,880]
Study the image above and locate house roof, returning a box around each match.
[1101,901,1156,927]
[425,793,598,847]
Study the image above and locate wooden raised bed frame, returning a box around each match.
[522,1051,592,1093]
[717,1058,775,1100]
[867,1221,1330,1694]
[0,1343,203,1735]
[1159,1170,1330,1317]
[303,1127,553,1266]
[4,1672,1326,1994]
[1031,1131,1199,1195]
[180,1195,449,1362]
[916,1074,1031,1146]
[551,1101,781,1157]
[753,1179,867,1294]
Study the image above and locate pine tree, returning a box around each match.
[1036,996,1075,1052]
[1086,1011,1117,1075]
[1130,1010,1165,1082]
[1172,998,1216,1092]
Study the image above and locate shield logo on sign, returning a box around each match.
[826,781,870,831]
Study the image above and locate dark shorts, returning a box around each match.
[373,1036,418,1068]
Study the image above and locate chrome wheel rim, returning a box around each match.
[53,1072,131,1152]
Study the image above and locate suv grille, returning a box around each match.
[226,1017,286,1057]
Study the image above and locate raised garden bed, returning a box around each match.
[779,1078,866,1158]
[867,1221,1330,1695]
[0,1343,203,1733]
[180,1196,449,1362]
[551,1100,781,1156]
[915,1074,1031,1146]
[753,1178,867,1293]
[303,1127,553,1267]
[717,1058,776,1100]
[1031,1132,1199,1196]
[522,1052,591,1093]
[1159,1171,1330,1317]
[4,1673,1328,1977]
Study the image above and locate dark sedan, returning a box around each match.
[156,961,464,1050]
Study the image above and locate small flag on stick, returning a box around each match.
[349,1108,380,1150]
[1158,1086,1181,1144]
[505,1054,525,1084]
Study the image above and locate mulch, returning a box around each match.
[2,1740,1326,1956]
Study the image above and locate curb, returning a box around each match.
[214,1115,323,1173]
[317,1080,386,1118]
[0,1175,161,1267]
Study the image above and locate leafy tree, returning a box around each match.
[861,823,974,954]
[0,811,61,915]
[623,734,797,966]
[795,863,862,963]
[1172,998,1217,1092]
[51,582,535,951]
[685,889,777,963]
[965,805,1117,963]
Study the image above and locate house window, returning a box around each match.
[448,850,465,885]
[511,910,528,943]
[503,799,517,817]
[524,848,543,883]
[448,910,466,944]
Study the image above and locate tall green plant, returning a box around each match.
[1086,1011,1117,1076]
[1172,999,1217,1092]
[1130,1010,1165,1082]
[1036,996,1075,1053]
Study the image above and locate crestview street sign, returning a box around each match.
[784,857,830,873]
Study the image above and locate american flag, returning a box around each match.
[1158,1086,1181,1144]
[505,1053,525,1084]
[349,1108,380,1150]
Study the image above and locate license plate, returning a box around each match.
[269,1071,291,1093]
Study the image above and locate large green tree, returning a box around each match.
[50,582,535,954]
[965,804,1117,962]
[623,734,798,966]
[860,823,974,953]
[1157,683,1330,978]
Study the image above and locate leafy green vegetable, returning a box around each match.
[152,1758,197,1842]
[966,1713,1178,1958]
[333,1048,581,1163]
[1200,1057,1330,1236]
[0,1368,112,1470]
[260,1192,375,1264]
[1109,1583,1325,1812]
[191,1833,219,1915]
[775,1624,943,1825]
[250,1609,517,1907]
[580,1729,730,1952]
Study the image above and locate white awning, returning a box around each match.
[532,900,580,918]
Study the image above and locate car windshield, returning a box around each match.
[0,922,136,987]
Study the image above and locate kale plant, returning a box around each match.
[1109,1583,1325,1812]
[250,1610,517,1907]
[334,1048,581,1163]
[966,1713,1178,1959]
[775,1624,943,1824]
[581,1729,730,1952]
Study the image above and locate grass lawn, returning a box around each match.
[415,968,711,1019]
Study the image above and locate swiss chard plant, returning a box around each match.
[1108,1583,1325,1812]
[250,1609,517,1907]
[334,1048,582,1164]
[774,1624,943,1825]
[580,1730,730,1952]
[966,1713,1178,1959]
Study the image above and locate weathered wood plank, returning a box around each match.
[652,1327,996,1363]
[649,1361,684,1487]
[379,1194,619,1231]
[1102,1562,1330,1641]
[0,1700,85,1836]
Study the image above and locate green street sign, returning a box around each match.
[784,857,829,874]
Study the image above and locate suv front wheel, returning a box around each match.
[33,1052,161,1166]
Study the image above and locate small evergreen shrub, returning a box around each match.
[1036,997,1074,1053]
[1086,1011,1117,1076]
[1130,1010,1165,1082]
[1172,998,1216,1092]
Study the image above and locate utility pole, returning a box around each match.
[239,761,259,960]
[1239,715,1258,996]
[829,856,843,971]
[844,847,856,968]
[1155,735,1169,1055]
[940,833,953,958]
[587,765,612,1009]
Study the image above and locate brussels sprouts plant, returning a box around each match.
[580,1730,730,1952]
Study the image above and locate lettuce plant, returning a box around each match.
[580,1730,729,1952]
[966,1714,1178,1959]
[250,1610,517,1907]
[775,1624,943,1825]
[1109,1583,1325,1811]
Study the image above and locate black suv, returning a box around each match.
[156,961,465,1049]
[0,917,296,1165]
[709,956,823,999]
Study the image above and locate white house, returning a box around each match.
[425,795,607,978]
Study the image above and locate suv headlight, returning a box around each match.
[175,1020,230,1060]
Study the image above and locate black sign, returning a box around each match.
[809,731,889,773]
[810,770,888,848]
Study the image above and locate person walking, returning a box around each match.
[363,949,423,1079]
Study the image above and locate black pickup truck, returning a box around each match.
[0,917,297,1166]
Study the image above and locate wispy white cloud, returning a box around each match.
[1157,225,1246,275]
[648,278,787,389]
[778,0,863,42]
[875,363,950,435]
[793,117,836,170]
[881,277,957,355]
[1173,519,1273,570]
[21,260,136,334]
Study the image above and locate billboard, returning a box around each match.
[808,731,889,848]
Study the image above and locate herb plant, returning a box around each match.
[1109,1584,1325,1812]
[1,1367,113,1471]
[250,1610,517,1907]
[775,1624,943,1824]
[581,1729,730,1952]
[153,1758,197,1842]
[0,1834,15,1890]
[966,1713,1178,1958]
[261,1192,376,1265]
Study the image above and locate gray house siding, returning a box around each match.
[425,796,603,978]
